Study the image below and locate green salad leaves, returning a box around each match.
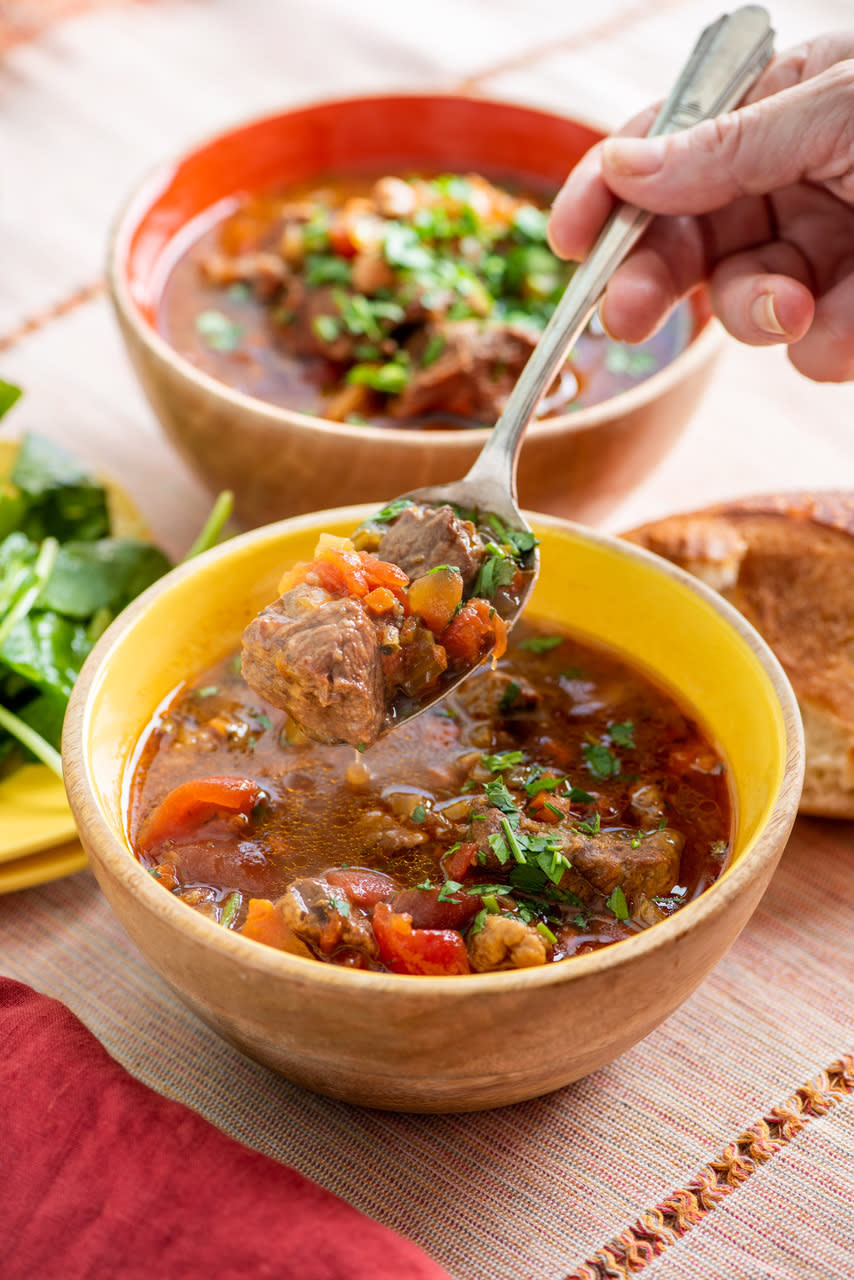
[0,382,232,779]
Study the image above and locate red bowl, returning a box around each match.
[109,93,722,528]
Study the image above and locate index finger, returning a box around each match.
[547,106,658,261]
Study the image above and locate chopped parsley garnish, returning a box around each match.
[369,498,415,524]
[574,812,601,836]
[566,784,595,803]
[421,333,446,367]
[498,680,521,713]
[484,777,518,814]
[486,513,538,557]
[311,314,341,343]
[347,361,409,394]
[608,720,635,749]
[488,831,510,864]
[196,309,243,351]
[255,713,273,731]
[536,922,557,945]
[196,685,219,697]
[582,743,621,780]
[436,879,463,902]
[482,749,524,773]
[606,886,629,921]
[411,803,427,823]
[327,895,351,918]
[519,635,563,654]
[473,542,517,598]
[524,771,563,797]
[544,801,563,819]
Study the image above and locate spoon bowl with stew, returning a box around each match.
[239,7,777,747]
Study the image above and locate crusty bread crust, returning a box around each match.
[624,493,854,819]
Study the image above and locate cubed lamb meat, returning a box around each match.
[563,827,685,899]
[378,504,485,590]
[392,321,538,423]
[453,669,540,720]
[242,592,385,746]
[467,914,548,971]
[277,876,379,959]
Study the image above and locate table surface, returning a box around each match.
[1,2,853,1277]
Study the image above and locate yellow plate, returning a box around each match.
[0,837,88,895]
[0,439,149,876]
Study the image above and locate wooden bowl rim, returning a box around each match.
[107,90,726,448]
[64,507,804,1001]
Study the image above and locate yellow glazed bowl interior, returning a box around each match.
[64,509,803,1112]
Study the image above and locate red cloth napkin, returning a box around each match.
[0,978,452,1280]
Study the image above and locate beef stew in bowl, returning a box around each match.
[131,615,731,976]
[64,507,799,1109]
[109,94,723,529]
[159,171,692,429]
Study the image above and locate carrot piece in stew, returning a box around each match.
[137,776,262,853]
[240,899,313,957]
[372,902,471,975]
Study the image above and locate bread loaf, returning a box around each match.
[624,493,854,818]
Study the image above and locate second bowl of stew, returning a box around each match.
[64,507,802,1111]
[109,94,723,528]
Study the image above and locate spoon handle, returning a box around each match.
[464,4,775,497]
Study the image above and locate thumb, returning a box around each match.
[599,62,854,213]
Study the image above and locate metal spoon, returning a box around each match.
[374,5,775,722]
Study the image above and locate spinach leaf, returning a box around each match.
[0,612,92,700]
[39,539,171,618]
[12,434,109,542]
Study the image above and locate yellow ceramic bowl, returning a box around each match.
[63,510,803,1112]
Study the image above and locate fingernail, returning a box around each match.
[603,136,667,177]
[751,293,788,337]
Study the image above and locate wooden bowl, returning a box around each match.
[63,510,802,1112]
[108,94,724,529]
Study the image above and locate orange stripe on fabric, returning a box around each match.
[0,280,106,354]
[564,1056,854,1280]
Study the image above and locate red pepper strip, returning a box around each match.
[137,776,262,854]
[372,902,471,976]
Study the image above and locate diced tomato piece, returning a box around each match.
[138,777,262,853]
[317,546,370,596]
[326,867,397,909]
[359,553,409,594]
[240,899,312,957]
[442,840,478,881]
[440,598,501,665]
[277,562,311,594]
[311,558,349,595]
[372,902,471,975]
[391,886,481,931]
[362,586,397,615]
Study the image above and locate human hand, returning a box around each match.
[547,34,854,381]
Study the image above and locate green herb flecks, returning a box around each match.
[606,886,630,921]
[482,749,524,773]
[519,634,563,654]
[196,309,243,351]
[582,742,621,780]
